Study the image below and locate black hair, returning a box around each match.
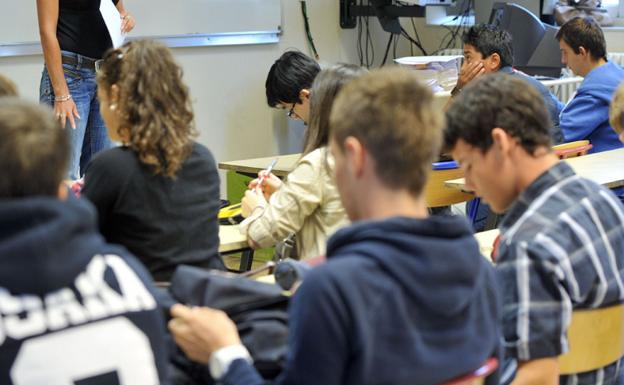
[462,24,514,69]
[265,51,321,107]
[556,17,607,61]
[445,73,552,154]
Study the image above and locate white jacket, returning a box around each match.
[242,147,349,260]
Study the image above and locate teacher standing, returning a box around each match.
[37,0,135,180]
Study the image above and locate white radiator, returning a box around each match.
[542,53,624,104]
[608,52,624,67]
[541,76,583,104]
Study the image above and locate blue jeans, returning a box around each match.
[39,51,112,180]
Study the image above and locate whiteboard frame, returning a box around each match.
[0,29,281,58]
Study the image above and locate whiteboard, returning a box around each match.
[0,0,282,57]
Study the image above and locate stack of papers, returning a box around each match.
[394,55,462,92]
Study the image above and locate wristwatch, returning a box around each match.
[209,344,253,380]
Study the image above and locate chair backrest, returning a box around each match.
[552,140,593,159]
[440,358,499,385]
[426,161,474,207]
[559,303,624,375]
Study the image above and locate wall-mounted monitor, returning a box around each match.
[490,2,563,77]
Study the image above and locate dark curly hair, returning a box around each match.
[97,39,196,178]
[444,73,552,154]
[462,24,514,69]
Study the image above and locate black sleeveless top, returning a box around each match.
[57,0,120,60]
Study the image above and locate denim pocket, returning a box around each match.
[62,64,83,90]
[39,69,53,104]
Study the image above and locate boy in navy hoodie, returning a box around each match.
[169,68,502,385]
[0,98,170,384]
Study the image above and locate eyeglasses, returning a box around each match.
[287,103,296,119]
[95,53,124,73]
[94,59,104,73]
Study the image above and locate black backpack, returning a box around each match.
[166,265,289,385]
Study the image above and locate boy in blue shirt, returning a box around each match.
[557,16,624,153]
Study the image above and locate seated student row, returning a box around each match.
[3,77,624,385]
[3,18,624,385]
[169,46,624,385]
[0,65,502,385]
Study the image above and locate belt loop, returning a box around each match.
[76,54,83,71]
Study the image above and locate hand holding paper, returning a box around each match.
[99,0,125,48]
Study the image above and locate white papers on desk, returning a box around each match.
[100,0,125,48]
[394,55,462,93]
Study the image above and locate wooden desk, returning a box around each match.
[446,148,624,191]
[218,153,300,178]
[219,225,248,253]
[219,225,254,271]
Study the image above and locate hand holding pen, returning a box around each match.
[248,158,282,199]
[242,158,280,218]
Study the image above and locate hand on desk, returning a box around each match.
[169,304,240,364]
[248,171,282,200]
[241,188,268,218]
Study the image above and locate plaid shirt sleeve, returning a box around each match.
[496,238,573,361]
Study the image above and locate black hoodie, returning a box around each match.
[222,215,502,385]
[0,196,170,384]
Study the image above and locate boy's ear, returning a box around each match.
[344,136,365,178]
[490,127,513,157]
[578,46,588,58]
[299,89,311,101]
[487,53,501,71]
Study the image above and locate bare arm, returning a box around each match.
[36,0,79,129]
[511,358,559,385]
[116,0,136,33]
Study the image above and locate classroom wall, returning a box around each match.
[0,1,457,196]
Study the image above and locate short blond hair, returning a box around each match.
[0,98,68,197]
[610,82,624,135]
[0,74,17,97]
[329,67,443,196]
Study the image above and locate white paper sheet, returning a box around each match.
[394,55,463,66]
[395,56,462,92]
[99,0,125,49]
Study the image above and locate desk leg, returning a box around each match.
[239,249,255,271]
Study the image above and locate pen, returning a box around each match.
[255,158,278,193]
